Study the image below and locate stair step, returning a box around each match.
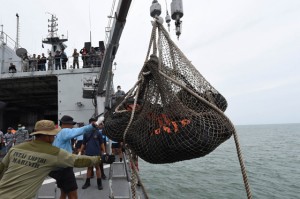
[112,196,130,199]
[112,174,127,178]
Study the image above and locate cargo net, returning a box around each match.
[104,21,235,164]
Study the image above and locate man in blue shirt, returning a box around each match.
[49,115,100,199]
[80,118,106,190]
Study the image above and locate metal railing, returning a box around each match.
[0,31,20,50]
[1,55,103,74]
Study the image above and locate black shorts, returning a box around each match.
[49,167,77,193]
[111,143,120,149]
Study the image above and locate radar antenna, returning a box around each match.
[42,13,68,55]
[46,12,59,38]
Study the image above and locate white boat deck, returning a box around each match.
[37,156,147,199]
[37,166,113,199]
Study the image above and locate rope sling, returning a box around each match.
[104,20,252,199]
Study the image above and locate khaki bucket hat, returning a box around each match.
[30,120,61,136]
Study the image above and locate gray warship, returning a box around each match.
[0,0,183,198]
[0,0,252,198]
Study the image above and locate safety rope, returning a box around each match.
[129,151,137,199]
[125,148,150,199]
[233,131,253,199]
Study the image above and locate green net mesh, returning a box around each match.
[104,22,235,164]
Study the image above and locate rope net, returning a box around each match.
[104,22,235,164]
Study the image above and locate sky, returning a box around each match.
[1,0,300,125]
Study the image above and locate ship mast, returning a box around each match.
[0,25,4,73]
[15,13,20,50]
[42,13,68,55]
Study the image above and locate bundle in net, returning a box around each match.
[104,22,235,164]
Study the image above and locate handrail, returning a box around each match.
[0,31,21,50]
[0,54,102,73]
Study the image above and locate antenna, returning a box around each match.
[89,0,92,45]
[15,13,20,50]
[46,12,58,38]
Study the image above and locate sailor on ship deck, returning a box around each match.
[8,63,17,73]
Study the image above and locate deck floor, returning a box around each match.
[37,162,146,199]
[37,166,113,199]
[1,149,146,199]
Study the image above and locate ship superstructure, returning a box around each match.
[0,24,22,74]
[0,1,189,199]
[0,15,100,132]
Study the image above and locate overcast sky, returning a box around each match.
[1,0,300,125]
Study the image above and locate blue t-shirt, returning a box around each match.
[83,129,103,156]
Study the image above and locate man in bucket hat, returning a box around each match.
[0,120,101,199]
[49,115,104,199]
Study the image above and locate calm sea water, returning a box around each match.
[138,123,300,199]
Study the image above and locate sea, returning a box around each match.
[138,123,300,199]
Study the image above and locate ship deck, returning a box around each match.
[38,166,113,199]
[37,160,146,199]
[1,140,146,199]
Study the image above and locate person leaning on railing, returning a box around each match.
[80,47,88,68]
[8,63,16,73]
[72,48,80,69]
[22,53,29,72]
[47,52,54,70]
[54,51,61,70]
[61,49,68,70]
[30,54,38,71]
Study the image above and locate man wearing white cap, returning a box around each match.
[0,120,102,199]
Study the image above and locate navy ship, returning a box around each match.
[0,0,158,198]
[0,1,252,198]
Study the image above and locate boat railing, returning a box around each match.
[0,31,20,50]
[1,54,102,74]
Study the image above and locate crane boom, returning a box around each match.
[97,0,132,95]
[95,0,132,116]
